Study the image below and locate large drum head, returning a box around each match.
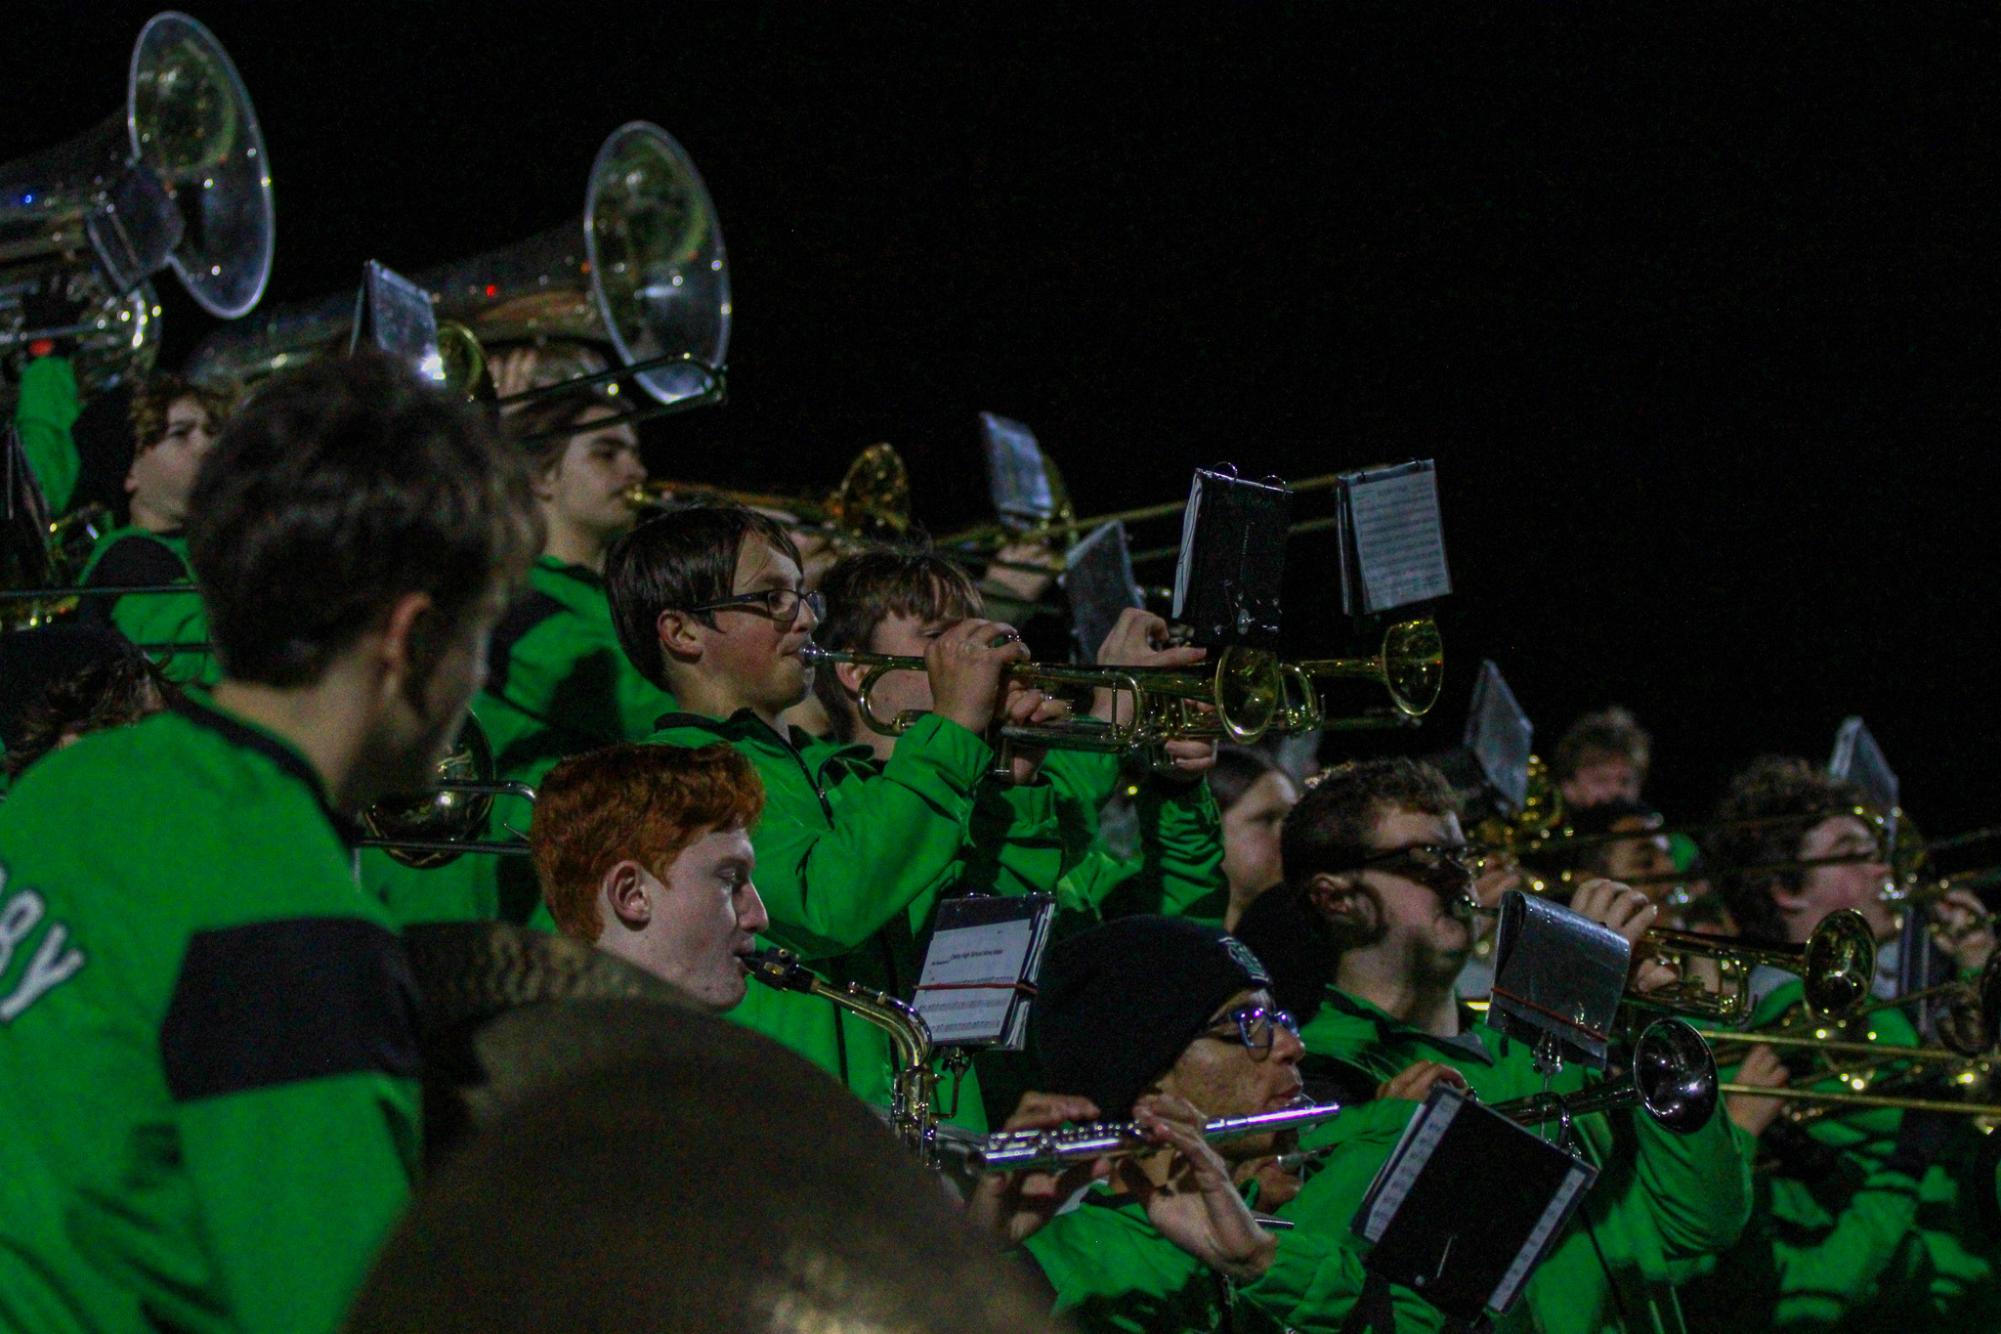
[128,11,274,318]
[585,121,731,407]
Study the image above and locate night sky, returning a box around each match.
[8,4,1997,834]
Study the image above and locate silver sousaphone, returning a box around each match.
[0,11,275,396]
[188,121,729,418]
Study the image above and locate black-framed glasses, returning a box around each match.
[685,587,825,623]
[1198,1004,1299,1056]
[1353,843,1482,900]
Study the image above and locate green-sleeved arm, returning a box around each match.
[1041,748,1123,833]
[968,779,1069,897]
[1627,1098,1753,1261]
[1764,1168,1923,1328]
[14,354,80,515]
[756,713,996,959]
[176,1078,415,1334]
[1083,780,1226,921]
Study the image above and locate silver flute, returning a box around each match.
[969,1102,1343,1174]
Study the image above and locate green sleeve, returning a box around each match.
[753,713,996,959]
[967,778,1069,898]
[1626,1099,1753,1261]
[14,354,80,515]
[1766,1169,1924,1328]
[1040,748,1123,834]
[176,1077,416,1334]
[1084,780,1227,921]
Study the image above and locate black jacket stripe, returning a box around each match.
[160,917,422,1102]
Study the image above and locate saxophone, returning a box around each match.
[747,948,940,1166]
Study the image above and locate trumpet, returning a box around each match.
[968,1102,1345,1173]
[800,642,1286,760]
[1489,1018,1718,1134]
[745,948,940,1165]
[1276,618,1445,732]
[623,442,910,540]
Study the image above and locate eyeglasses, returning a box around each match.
[685,587,825,623]
[1198,1004,1299,1056]
[1352,843,1482,900]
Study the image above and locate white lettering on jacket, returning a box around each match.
[0,875,87,1023]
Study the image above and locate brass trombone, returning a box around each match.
[1461,895,1877,1026]
[357,717,536,865]
[622,442,911,540]
[939,474,1343,555]
[1489,1018,1718,1134]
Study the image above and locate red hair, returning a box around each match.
[530,743,765,941]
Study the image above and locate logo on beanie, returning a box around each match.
[1220,935,1270,986]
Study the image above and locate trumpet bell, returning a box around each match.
[359,718,497,869]
[1213,647,1282,743]
[1382,618,1446,718]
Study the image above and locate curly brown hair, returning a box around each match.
[1281,757,1459,889]
[1708,756,1868,945]
[1552,705,1652,783]
[129,373,238,454]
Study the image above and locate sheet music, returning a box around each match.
[1492,1157,1595,1312]
[1171,472,1203,621]
[1345,461,1451,613]
[1360,1087,1463,1240]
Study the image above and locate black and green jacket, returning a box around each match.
[473,555,676,783]
[77,525,216,686]
[1680,978,2001,1331]
[1284,986,1752,1334]
[0,691,420,1334]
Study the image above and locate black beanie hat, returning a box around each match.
[1031,915,1272,1120]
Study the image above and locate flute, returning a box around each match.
[969,1102,1343,1173]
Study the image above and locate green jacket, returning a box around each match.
[13,353,80,516]
[1024,1101,1437,1334]
[0,691,419,1334]
[1681,978,2001,1331]
[360,557,673,927]
[78,526,217,686]
[474,556,677,782]
[648,708,1095,1129]
[1287,986,1752,1334]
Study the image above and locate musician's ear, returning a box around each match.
[1765,875,1809,915]
[603,860,651,929]
[834,658,867,700]
[657,608,704,664]
[1306,872,1373,928]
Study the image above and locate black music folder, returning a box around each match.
[1062,520,1144,661]
[1353,1084,1597,1322]
[1170,466,1291,649]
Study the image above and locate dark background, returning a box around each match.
[8,4,1997,832]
